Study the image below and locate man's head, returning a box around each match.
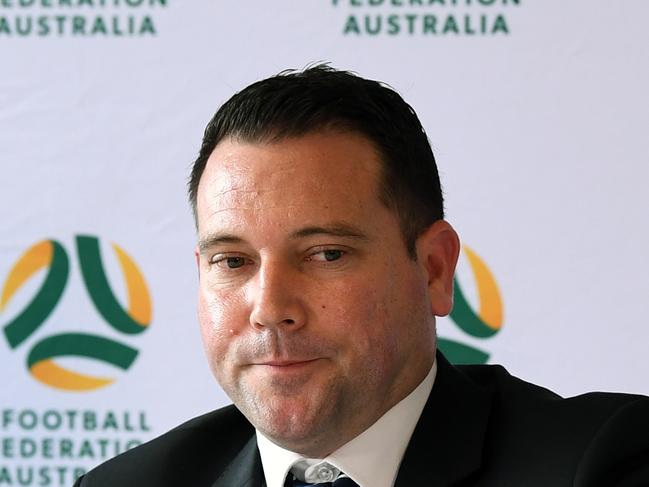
[190,66,459,457]
[188,65,444,257]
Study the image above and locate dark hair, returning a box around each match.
[188,64,444,257]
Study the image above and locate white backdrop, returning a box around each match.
[2,1,648,484]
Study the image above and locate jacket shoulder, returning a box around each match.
[456,362,649,485]
[75,405,254,487]
[457,361,647,413]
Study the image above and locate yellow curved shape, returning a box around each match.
[464,246,503,330]
[1,240,52,310]
[31,359,114,391]
[112,243,152,326]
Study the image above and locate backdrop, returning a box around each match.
[2,1,648,485]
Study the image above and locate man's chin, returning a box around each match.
[242,398,333,451]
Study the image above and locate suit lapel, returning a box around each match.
[212,434,265,487]
[395,352,494,486]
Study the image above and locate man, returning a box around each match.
[74,66,649,487]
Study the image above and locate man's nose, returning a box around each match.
[247,260,307,330]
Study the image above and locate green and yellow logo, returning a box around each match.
[439,245,503,364]
[1,236,152,391]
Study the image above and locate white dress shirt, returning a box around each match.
[256,360,437,487]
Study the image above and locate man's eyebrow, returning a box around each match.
[197,233,245,253]
[290,223,370,241]
[198,224,369,253]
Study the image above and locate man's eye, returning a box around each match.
[323,250,343,261]
[225,257,246,268]
[311,249,345,262]
[213,256,247,269]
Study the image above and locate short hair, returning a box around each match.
[188,64,444,257]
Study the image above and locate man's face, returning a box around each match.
[195,131,457,456]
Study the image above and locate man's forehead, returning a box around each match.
[196,133,383,212]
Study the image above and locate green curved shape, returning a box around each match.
[3,241,69,349]
[449,278,499,339]
[76,235,145,335]
[438,337,490,365]
[27,332,138,369]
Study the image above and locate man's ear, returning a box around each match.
[415,220,460,317]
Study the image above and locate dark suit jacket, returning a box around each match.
[74,353,649,486]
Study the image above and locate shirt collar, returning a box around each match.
[256,359,437,487]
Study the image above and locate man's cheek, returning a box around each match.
[197,307,231,369]
[199,292,241,333]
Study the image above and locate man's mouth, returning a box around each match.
[257,359,320,367]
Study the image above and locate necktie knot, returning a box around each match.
[285,460,359,486]
[286,461,359,486]
[289,478,358,487]
[304,462,338,483]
